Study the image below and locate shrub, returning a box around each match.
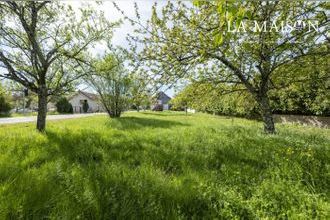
[55,97,73,114]
[0,93,11,116]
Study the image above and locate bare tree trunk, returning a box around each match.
[37,86,47,132]
[259,96,275,134]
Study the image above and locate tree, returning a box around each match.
[55,97,73,114]
[172,55,330,117]
[171,82,258,117]
[124,1,329,133]
[269,50,330,116]
[170,83,197,112]
[86,53,131,118]
[130,74,151,111]
[0,1,115,131]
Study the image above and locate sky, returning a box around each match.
[67,0,176,97]
[68,1,149,47]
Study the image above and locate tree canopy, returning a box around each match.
[126,0,329,133]
[0,1,116,131]
[85,52,131,118]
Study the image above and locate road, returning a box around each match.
[0,113,104,125]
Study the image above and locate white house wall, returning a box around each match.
[69,93,103,113]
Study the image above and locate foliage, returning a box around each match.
[0,112,329,218]
[86,53,131,118]
[0,94,11,116]
[126,0,329,133]
[25,94,38,110]
[0,86,11,116]
[172,67,330,117]
[130,74,151,111]
[270,52,330,116]
[171,82,258,118]
[55,97,73,114]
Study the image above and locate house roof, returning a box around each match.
[157,91,171,100]
[69,90,99,101]
[79,91,99,100]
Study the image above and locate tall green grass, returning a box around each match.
[0,112,329,219]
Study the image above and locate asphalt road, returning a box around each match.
[0,113,104,125]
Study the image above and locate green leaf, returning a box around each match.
[215,34,223,46]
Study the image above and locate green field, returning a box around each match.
[0,112,329,219]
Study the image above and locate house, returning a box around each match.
[153,91,172,110]
[68,90,103,113]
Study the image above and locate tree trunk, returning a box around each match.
[37,86,47,132]
[259,96,275,134]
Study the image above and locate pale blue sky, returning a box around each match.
[69,0,176,97]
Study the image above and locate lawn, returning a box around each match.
[0,111,329,219]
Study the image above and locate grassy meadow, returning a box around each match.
[0,111,329,219]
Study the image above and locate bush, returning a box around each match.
[0,94,11,116]
[56,97,73,114]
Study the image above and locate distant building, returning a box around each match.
[11,91,55,112]
[68,91,103,113]
[187,108,196,114]
[152,91,172,110]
